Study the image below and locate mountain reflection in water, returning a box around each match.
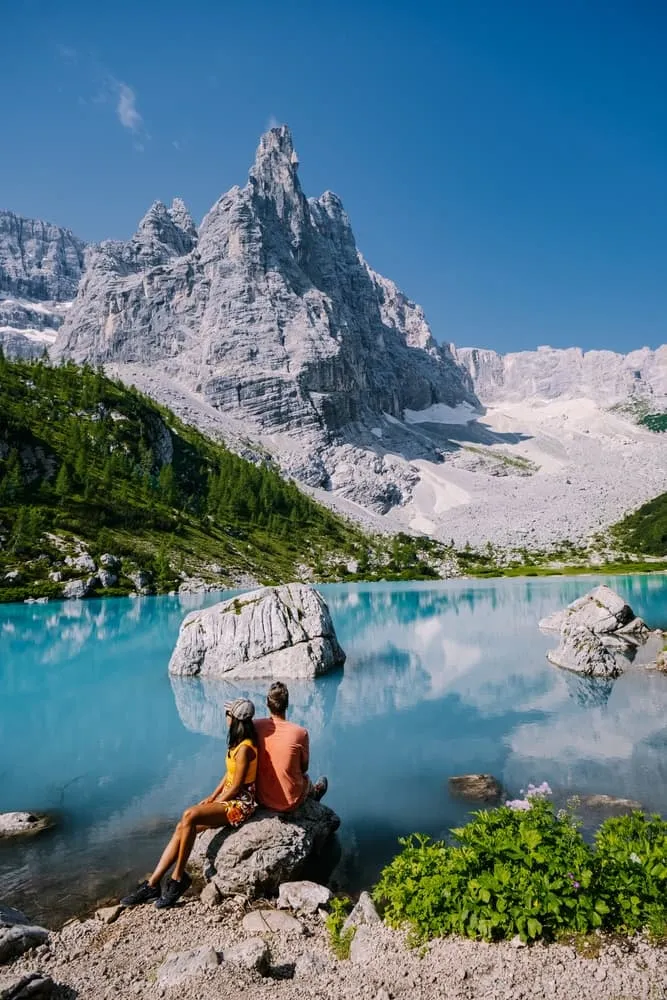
[1,576,666,925]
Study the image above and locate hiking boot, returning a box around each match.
[155,871,192,909]
[120,879,160,907]
[311,776,328,802]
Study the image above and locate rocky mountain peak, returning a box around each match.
[135,200,196,260]
[55,125,479,512]
[248,125,308,248]
[169,198,198,239]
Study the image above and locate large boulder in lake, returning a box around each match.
[539,585,665,678]
[168,583,346,679]
[0,813,54,839]
[193,798,340,898]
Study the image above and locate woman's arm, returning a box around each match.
[203,745,256,803]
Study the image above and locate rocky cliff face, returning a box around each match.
[55,127,477,508]
[0,210,86,358]
[452,344,667,407]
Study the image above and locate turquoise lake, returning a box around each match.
[2,575,667,926]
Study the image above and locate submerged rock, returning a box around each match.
[0,907,49,965]
[447,774,503,801]
[168,583,346,679]
[539,585,665,678]
[194,797,340,898]
[577,794,643,813]
[0,813,54,839]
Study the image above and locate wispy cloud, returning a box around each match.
[55,43,148,148]
[56,43,78,63]
[266,114,280,130]
[116,82,143,133]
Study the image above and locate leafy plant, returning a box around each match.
[325,896,355,959]
[594,813,667,933]
[374,795,667,945]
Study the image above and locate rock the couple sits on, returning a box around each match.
[121,682,327,910]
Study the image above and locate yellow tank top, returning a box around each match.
[225,738,257,786]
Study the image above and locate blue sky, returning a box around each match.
[2,0,666,354]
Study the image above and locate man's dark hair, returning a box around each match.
[267,682,289,716]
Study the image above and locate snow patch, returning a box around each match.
[0,326,57,343]
[403,402,479,425]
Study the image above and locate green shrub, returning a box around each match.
[374,797,667,945]
[594,812,667,934]
[325,896,355,959]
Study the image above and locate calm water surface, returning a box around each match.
[2,575,667,925]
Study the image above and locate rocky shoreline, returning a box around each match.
[3,882,666,1000]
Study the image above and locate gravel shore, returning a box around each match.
[6,889,666,1000]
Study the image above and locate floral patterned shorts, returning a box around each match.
[217,783,257,828]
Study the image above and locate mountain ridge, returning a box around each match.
[0,209,86,359]
[1,126,666,549]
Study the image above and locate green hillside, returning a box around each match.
[0,354,452,603]
[611,491,667,557]
[640,413,667,433]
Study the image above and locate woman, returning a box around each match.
[121,697,258,909]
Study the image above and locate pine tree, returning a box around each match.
[0,450,23,504]
[158,464,177,506]
[10,506,39,554]
[55,463,72,504]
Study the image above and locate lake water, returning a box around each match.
[2,575,667,926]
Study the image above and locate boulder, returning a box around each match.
[448,774,503,801]
[540,586,665,678]
[277,880,332,914]
[62,577,96,600]
[294,950,335,978]
[349,924,378,966]
[0,971,55,999]
[168,583,346,679]
[223,937,269,974]
[157,947,219,986]
[95,905,122,925]
[0,908,48,965]
[128,570,151,594]
[0,813,54,839]
[65,553,96,574]
[97,570,117,589]
[342,891,381,934]
[199,882,221,908]
[99,553,120,570]
[194,798,340,897]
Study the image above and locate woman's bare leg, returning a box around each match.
[148,823,182,886]
[149,818,209,886]
[171,804,231,882]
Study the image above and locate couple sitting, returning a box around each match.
[121,681,327,910]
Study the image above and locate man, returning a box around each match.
[254,682,327,812]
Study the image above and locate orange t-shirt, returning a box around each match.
[255,716,310,812]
